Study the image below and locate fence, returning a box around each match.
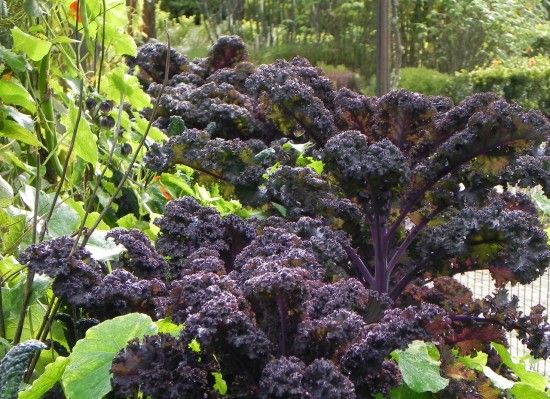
[455,270,549,375]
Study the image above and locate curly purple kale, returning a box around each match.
[144,127,268,186]
[206,35,248,73]
[265,166,363,223]
[258,357,356,399]
[132,36,550,395]
[107,229,168,279]
[86,269,167,320]
[18,236,97,278]
[292,309,367,362]
[414,192,550,284]
[111,334,213,399]
[179,248,226,276]
[18,237,103,307]
[154,197,255,271]
[166,272,246,324]
[181,291,273,379]
[302,278,391,322]
[133,41,189,84]
[324,131,410,204]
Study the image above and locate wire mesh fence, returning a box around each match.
[454,270,549,375]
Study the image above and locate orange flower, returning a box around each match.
[1,72,13,81]
[159,186,173,200]
[69,0,82,22]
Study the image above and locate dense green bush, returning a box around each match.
[397,67,453,96]
[452,56,550,112]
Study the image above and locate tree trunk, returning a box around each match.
[126,0,137,35]
[142,0,156,39]
[376,0,391,95]
[390,0,402,88]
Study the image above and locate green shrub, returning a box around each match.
[452,56,550,112]
[398,67,453,96]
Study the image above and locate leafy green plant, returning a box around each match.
[451,56,550,112]
[62,313,157,399]
[398,67,453,96]
[391,341,449,393]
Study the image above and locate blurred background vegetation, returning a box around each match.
[144,0,549,112]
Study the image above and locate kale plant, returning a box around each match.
[17,36,550,398]
[143,37,550,297]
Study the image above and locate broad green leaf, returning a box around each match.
[6,106,34,130]
[11,28,52,62]
[62,313,158,399]
[0,210,26,253]
[18,356,69,399]
[510,382,549,399]
[0,175,14,207]
[272,202,288,217]
[491,342,547,391]
[19,185,81,239]
[457,351,488,372]
[296,155,324,174]
[482,366,514,390]
[282,141,314,153]
[101,67,150,110]
[391,341,449,393]
[84,230,126,261]
[161,173,195,197]
[135,115,166,142]
[0,120,42,147]
[51,36,78,44]
[0,149,34,172]
[0,46,29,72]
[155,317,184,337]
[0,80,36,113]
[61,104,98,166]
[65,199,109,231]
[110,33,137,57]
[116,213,139,229]
[0,338,10,358]
[0,255,21,277]
[43,193,81,238]
[2,275,53,341]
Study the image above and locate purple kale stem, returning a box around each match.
[389,264,421,299]
[372,210,389,293]
[387,206,445,275]
[276,294,289,356]
[343,244,375,287]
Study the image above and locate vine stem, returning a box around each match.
[38,78,85,242]
[24,298,60,382]
[96,0,107,92]
[13,138,42,344]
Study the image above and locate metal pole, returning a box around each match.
[376,0,391,96]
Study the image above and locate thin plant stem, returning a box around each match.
[96,0,107,92]
[38,79,85,242]
[24,297,60,382]
[12,151,41,344]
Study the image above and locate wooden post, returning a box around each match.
[143,0,156,39]
[376,0,391,96]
